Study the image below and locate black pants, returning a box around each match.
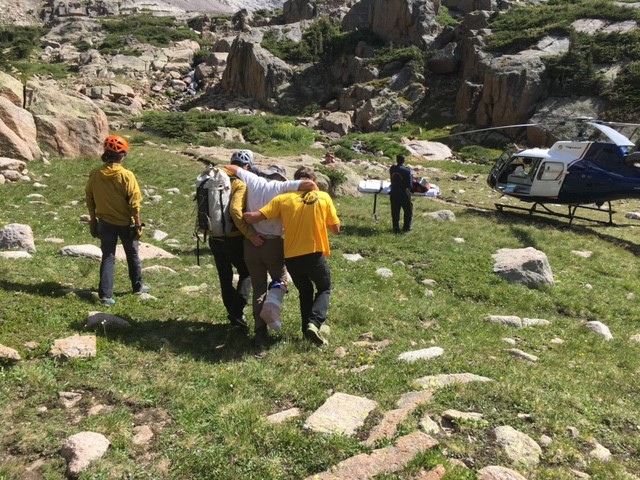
[390,190,413,232]
[209,235,251,321]
[285,252,332,334]
[97,220,143,299]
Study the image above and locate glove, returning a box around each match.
[132,223,144,240]
[89,219,98,238]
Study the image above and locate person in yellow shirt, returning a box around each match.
[85,135,147,306]
[209,151,260,330]
[244,167,340,345]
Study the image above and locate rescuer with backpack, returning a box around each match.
[389,154,413,233]
[206,150,261,330]
[85,135,148,306]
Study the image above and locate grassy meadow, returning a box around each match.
[1,136,640,479]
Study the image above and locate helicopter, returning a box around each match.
[481,119,640,224]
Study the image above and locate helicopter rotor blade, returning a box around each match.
[434,123,541,139]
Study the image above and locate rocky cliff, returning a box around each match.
[0,0,638,159]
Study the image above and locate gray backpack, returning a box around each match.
[194,165,233,263]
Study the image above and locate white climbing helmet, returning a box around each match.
[230,150,254,166]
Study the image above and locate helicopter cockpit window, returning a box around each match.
[537,162,563,181]
[624,151,640,168]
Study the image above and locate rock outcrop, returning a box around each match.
[221,34,293,107]
[342,0,441,48]
[27,79,109,157]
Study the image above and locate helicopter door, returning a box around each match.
[529,161,564,198]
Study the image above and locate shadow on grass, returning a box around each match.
[0,280,77,298]
[340,224,381,237]
[78,317,258,363]
[460,204,640,256]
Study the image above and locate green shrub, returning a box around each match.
[98,15,199,54]
[366,45,424,68]
[487,0,640,53]
[192,49,212,66]
[435,5,459,27]
[316,164,347,189]
[0,26,48,69]
[544,31,606,97]
[604,60,640,121]
[135,111,317,152]
[261,17,383,64]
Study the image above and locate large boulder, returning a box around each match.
[0,71,24,107]
[0,223,36,253]
[221,35,293,107]
[283,0,317,23]
[26,80,108,158]
[0,119,36,161]
[0,97,42,160]
[342,0,441,48]
[492,247,555,289]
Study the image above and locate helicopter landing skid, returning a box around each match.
[494,201,615,226]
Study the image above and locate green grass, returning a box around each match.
[2,136,640,479]
[98,15,201,55]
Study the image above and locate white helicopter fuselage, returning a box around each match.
[488,122,640,206]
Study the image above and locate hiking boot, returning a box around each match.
[229,314,249,330]
[254,326,271,348]
[305,324,328,346]
[99,297,116,306]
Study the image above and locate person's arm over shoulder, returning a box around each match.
[225,164,239,176]
[258,195,283,220]
[275,179,302,194]
[299,179,318,191]
[230,180,258,240]
[234,167,260,184]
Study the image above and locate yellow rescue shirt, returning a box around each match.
[85,163,142,226]
[259,190,340,258]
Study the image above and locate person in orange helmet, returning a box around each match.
[85,135,149,306]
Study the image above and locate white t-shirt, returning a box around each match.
[235,169,301,236]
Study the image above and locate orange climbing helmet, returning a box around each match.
[103,135,129,154]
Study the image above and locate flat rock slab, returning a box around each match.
[266,407,301,424]
[413,373,492,390]
[304,431,437,479]
[397,347,443,363]
[304,392,377,436]
[60,244,102,260]
[0,251,32,259]
[477,465,528,480]
[50,334,96,359]
[116,242,177,260]
[507,349,539,363]
[60,242,176,261]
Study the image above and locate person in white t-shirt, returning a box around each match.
[226,158,317,347]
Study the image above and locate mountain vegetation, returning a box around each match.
[1,0,640,478]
